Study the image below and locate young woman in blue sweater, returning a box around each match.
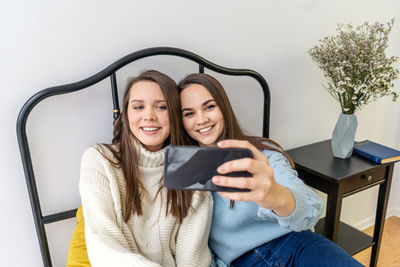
[178,73,363,267]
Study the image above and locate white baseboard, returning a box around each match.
[353,207,400,231]
[387,207,400,218]
[353,216,375,231]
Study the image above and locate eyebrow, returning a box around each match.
[130,99,167,104]
[181,99,215,112]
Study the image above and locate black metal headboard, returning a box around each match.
[16,47,270,267]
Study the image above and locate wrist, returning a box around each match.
[261,183,295,217]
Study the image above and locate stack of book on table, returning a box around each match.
[353,140,400,164]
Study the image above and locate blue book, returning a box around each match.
[353,140,400,164]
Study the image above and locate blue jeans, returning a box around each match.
[231,230,364,267]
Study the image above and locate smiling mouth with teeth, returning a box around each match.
[142,127,160,132]
[198,125,214,133]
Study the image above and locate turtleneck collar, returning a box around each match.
[135,140,166,168]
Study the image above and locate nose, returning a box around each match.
[196,111,209,125]
[143,108,157,121]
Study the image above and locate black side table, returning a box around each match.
[286,140,395,267]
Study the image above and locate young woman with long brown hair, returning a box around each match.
[76,70,212,267]
[178,73,363,267]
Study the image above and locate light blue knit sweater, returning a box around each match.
[209,149,323,266]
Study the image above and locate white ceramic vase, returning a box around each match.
[331,113,358,159]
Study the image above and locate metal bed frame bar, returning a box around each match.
[16,47,270,266]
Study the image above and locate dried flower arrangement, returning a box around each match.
[309,19,399,114]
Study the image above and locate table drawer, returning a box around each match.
[342,166,387,194]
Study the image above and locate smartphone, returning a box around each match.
[164,146,252,192]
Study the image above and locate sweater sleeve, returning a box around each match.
[257,150,323,231]
[79,147,161,267]
[175,191,213,267]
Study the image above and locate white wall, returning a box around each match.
[1,1,399,266]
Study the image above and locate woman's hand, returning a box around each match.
[212,139,296,217]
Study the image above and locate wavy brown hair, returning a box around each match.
[101,70,194,223]
[178,73,294,207]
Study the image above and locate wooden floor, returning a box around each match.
[353,216,400,267]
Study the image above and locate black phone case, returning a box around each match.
[164,146,252,192]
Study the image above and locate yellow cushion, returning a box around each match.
[66,205,91,267]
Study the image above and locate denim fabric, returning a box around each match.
[231,230,364,267]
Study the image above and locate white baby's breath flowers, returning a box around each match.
[309,19,399,114]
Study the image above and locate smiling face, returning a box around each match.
[180,84,225,147]
[128,80,170,151]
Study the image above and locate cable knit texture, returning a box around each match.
[80,143,213,267]
[209,149,323,266]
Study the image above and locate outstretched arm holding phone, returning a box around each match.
[213,139,296,217]
[178,73,364,267]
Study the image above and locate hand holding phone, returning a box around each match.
[164,146,253,192]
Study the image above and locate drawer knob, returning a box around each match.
[361,174,372,181]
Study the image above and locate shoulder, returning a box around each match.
[79,145,121,191]
[81,144,118,168]
[261,140,282,151]
[82,144,117,158]
[261,149,292,170]
[261,149,284,160]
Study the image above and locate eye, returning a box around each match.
[156,105,167,110]
[183,112,194,118]
[205,104,216,111]
[132,105,143,110]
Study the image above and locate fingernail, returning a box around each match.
[217,165,224,173]
[212,177,221,183]
[217,140,225,146]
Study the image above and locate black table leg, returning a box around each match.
[370,164,394,267]
[325,184,344,242]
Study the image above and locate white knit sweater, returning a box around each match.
[79,144,213,267]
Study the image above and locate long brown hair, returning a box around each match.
[178,73,294,207]
[101,70,194,222]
